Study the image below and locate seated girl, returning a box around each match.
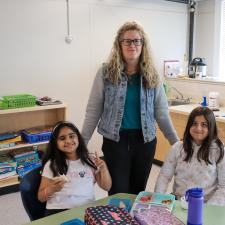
[38,121,112,216]
[154,106,225,206]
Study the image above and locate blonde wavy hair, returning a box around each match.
[105,21,160,88]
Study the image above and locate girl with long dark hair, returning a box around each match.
[155,107,225,205]
[38,121,111,216]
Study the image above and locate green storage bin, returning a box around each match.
[0,94,37,109]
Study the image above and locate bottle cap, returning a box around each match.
[201,96,207,107]
[185,187,203,200]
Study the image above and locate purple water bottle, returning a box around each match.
[185,188,204,225]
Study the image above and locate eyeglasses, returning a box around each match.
[58,133,77,141]
[120,39,143,46]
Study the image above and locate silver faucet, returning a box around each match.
[170,86,184,99]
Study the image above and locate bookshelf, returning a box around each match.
[0,103,67,188]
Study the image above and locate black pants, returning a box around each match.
[102,130,157,195]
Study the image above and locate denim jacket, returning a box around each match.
[82,66,178,144]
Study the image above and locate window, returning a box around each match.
[195,0,225,79]
[219,0,225,78]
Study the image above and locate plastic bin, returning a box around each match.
[0,94,36,109]
[22,126,52,144]
[22,130,52,144]
[60,218,84,225]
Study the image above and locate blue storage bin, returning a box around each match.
[22,130,52,144]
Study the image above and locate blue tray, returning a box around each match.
[60,218,84,225]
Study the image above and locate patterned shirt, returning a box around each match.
[154,141,225,206]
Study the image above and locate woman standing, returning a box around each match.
[82,21,178,195]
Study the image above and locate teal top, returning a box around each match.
[121,73,141,129]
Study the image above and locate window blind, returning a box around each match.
[221,0,225,76]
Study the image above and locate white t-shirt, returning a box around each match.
[42,159,95,209]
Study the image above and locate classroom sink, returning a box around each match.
[168,98,191,106]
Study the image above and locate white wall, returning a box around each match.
[0,0,188,152]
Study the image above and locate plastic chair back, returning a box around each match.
[19,167,46,221]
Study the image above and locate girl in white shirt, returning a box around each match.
[154,106,225,206]
[38,121,112,216]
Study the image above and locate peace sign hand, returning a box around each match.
[93,152,107,173]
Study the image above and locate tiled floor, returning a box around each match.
[0,164,173,225]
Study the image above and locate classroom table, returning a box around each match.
[23,193,225,225]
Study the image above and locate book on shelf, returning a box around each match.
[0,136,22,144]
[0,154,17,172]
[0,142,16,149]
[0,153,14,163]
[10,148,40,166]
[0,170,17,180]
[0,132,20,142]
[10,147,36,158]
[0,134,22,149]
[0,162,17,169]
[15,154,39,166]
[0,166,16,174]
[0,135,22,145]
